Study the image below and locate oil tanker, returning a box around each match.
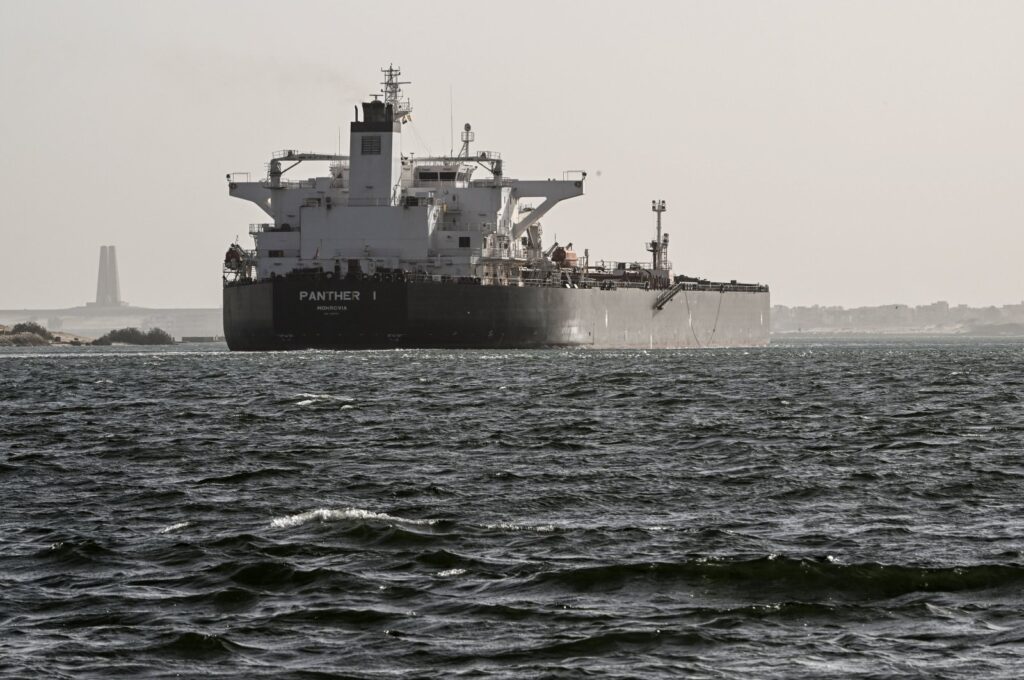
[223,66,769,350]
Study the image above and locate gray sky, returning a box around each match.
[1,0,1021,309]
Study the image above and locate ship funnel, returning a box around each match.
[349,69,405,206]
[361,99,392,123]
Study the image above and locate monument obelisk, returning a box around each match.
[93,245,123,307]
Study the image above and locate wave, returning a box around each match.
[223,561,332,591]
[465,629,715,664]
[36,538,119,566]
[146,631,252,660]
[197,467,295,485]
[293,393,355,407]
[530,556,1024,599]
[268,606,401,627]
[436,568,466,577]
[157,521,191,534]
[270,507,437,529]
[484,522,558,533]
[165,586,261,610]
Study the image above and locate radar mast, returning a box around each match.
[380,64,412,123]
[458,123,475,158]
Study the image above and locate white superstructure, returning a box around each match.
[227,66,585,284]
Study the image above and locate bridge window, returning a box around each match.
[361,135,381,155]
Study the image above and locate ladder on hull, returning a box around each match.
[653,283,685,310]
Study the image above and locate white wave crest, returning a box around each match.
[436,568,466,577]
[485,522,556,533]
[270,507,437,529]
[295,393,355,406]
[158,521,191,534]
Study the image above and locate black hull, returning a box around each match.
[223,279,770,350]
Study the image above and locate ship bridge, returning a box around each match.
[226,66,585,283]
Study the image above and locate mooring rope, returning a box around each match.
[681,287,727,348]
[682,289,703,348]
[706,287,726,347]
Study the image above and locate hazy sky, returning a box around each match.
[1,0,1021,309]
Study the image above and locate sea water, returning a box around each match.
[2,339,1023,677]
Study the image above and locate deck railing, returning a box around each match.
[249,223,300,234]
[225,269,769,293]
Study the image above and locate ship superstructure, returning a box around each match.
[223,66,769,350]
[226,66,588,288]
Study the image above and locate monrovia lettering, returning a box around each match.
[299,291,361,302]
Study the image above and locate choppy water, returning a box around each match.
[2,338,1023,678]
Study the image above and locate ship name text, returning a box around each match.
[300,290,361,302]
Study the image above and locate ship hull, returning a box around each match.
[223,279,770,350]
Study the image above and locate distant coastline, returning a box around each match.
[2,301,1022,342]
[0,305,221,342]
[772,301,1024,336]
[0,323,176,347]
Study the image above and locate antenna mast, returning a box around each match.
[380,64,412,123]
